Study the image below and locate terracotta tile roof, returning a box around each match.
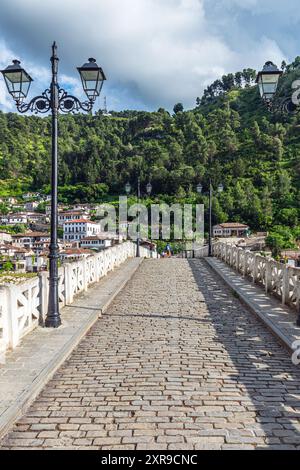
[63,219,98,224]
[12,232,50,238]
[218,223,249,229]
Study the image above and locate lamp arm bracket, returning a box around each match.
[264,90,299,115]
[57,87,93,113]
[15,87,94,114]
[16,89,51,114]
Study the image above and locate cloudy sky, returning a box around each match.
[0,0,298,112]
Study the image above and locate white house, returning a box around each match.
[0,213,28,225]
[23,192,40,200]
[213,223,249,238]
[58,210,89,226]
[12,232,50,249]
[0,231,12,243]
[80,235,114,250]
[63,219,101,242]
[25,201,39,211]
[60,248,94,262]
[26,212,47,223]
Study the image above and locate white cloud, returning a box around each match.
[0,41,16,111]
[0,0,288,110]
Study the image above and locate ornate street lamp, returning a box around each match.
[125,182,131,195]
[77,58,106,102]
[196,183,203,194]
[1,42,106,328]
[146,182,152,195]
[1,60,33,102]
[256,61,282,103]
[196,181,224,257]
[125,180,152,257]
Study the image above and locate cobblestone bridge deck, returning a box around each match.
[1,259,300,450]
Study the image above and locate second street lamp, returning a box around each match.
[125,179,152,257]
[1,42,106,328]
[197,180,223,257]
[146,182,152,196]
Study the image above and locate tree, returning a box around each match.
[173,103,184,114]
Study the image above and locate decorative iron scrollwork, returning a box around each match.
[270,96,299,115]
[16,89,51,114]
[58,88,93,113]
[15,86,94,115]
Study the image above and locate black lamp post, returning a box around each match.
[1,42,106,328]
[125,179,152,257]
[197,181,223,257]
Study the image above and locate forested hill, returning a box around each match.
[1,57,300,234]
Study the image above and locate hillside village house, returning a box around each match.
[0,244,36,273]
[12,232,50,249]
[60,248,94,262]
[26,212,47,224]
[0,231,12,243]
[213,222,249,238]
[23,192,40,200]
[58,210,89,226]
[0,213,28,225]
[5,197,18,205]
[63,219,101,242]
[80,234,116,251]
[24,201,39,211]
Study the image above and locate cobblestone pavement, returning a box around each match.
[1,259,300,450]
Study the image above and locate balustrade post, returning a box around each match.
[229,246,233,266]
[82,257,88,292]
[0,286,9,351]
[243,251,248,277]
[282,265,290,306]
[39,271,48,323]
[265,258,272,293]
[6,285,19,349]
[236,248,240,272]
[253,254,259,284]
[95,254,100,282]
[64,263,74,304]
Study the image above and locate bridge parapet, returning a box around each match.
[0,242,154,352]
[213,241,300,312]
[182,246,210,258]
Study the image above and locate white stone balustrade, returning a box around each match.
[213,241,300,312]
[0,242,155,352]
[182,246,210,258]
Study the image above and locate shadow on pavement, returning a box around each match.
[188,259,300,450]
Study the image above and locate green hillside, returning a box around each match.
[1,58,300,249]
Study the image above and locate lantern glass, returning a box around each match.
[1,60,33,102]
[218,184,224,193]
[77,58,106,101]
[125,182,131,194]
[146,182,152,195]
[256,62,282,101]
[196,183,203,194]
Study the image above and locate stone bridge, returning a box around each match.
[0,243,300,450]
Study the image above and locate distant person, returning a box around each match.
[165,243,172,257]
